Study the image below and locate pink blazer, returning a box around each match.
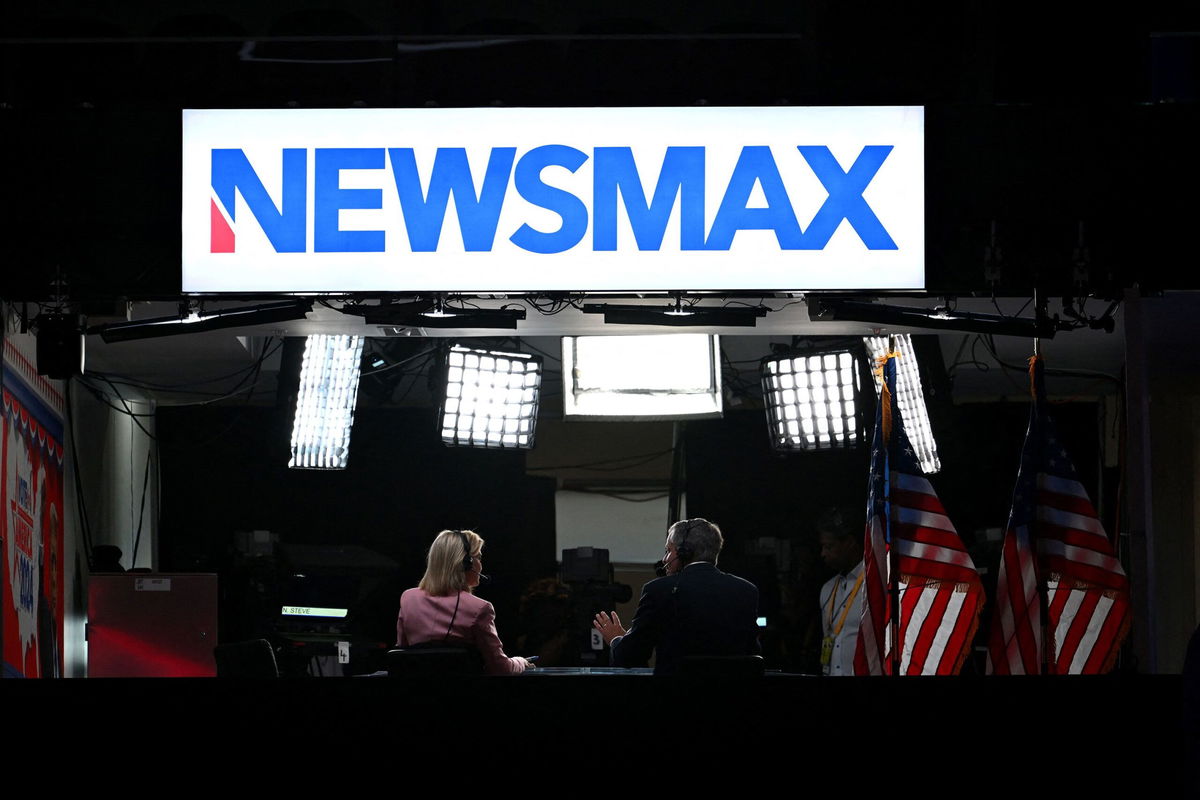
[396,588,526,675]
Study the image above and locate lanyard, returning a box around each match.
[825,570,864,636]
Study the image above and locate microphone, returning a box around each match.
[476,572,492,585]
[654,558,674,578]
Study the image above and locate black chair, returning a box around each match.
[386,644,484,677]
[678,654,765,677]
[213,639,279,678]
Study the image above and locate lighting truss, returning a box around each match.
[289,334,365,470]
[581,303,766,328]
[439,345,542,449]
[809,297,1061,339]
[94,299,313,343]
[760,348,864,451]
[864,334,941,474]
[343,299,526,329]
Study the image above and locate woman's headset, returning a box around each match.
[454,529,475,573]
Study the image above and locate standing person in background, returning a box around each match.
[397,529,535,675]
[817,507,865,676]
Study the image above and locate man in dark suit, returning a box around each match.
[593,518,760,674]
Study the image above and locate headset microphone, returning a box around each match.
[655,520,698,577]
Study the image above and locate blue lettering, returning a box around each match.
[510,145,589,254]
[796,145,897,250]
[210,142,899,255]
[211,149,307,252]
[18,556,33,613]
[389,147,515,252]
[705,146,804,250]
[315,148,385,253]
[593,147,706,251]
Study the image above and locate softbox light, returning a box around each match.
[439,345,543,449]
[761,347,865,451]
[289,334,365,470]
[864,334,941,474]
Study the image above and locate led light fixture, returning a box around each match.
[439,345,542,449]
[864,334,941,474]
[342,300,526,330]
[94,299,313,343]
[810,298,1061,339]
[761,348,864,451]
[561,334,723,420]
[289,334,365,470]
[581,303,766,328]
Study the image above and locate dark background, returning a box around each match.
[2,3,1199,301]
[2,2,1145,668]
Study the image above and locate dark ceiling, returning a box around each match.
[2,2,1198,301]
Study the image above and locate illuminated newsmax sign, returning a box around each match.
[182,107,924,293]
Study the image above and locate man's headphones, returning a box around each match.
[454,529,475,573]
[657,520,700,575]
[655,519,701,576]
[673,519,699,565]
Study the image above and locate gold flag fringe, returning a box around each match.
[895,572,985,675]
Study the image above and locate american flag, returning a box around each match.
[855,353,984,675]
[986,356,1130,674]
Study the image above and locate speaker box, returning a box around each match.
[36,313,82,379]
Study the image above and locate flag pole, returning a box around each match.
[886,335,901,676]
[1032,290,1050,674]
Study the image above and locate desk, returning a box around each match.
[5,674,1184,792]
[523,667,654,675]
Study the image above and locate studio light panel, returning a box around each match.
[289,334,365,470]
[762,350,861,451]
[440,345,542,449]
[561,334,723,420]
[864,334,941,474]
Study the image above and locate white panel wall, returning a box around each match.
[554,489,684,565]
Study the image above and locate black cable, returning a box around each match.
[946,333,992,377]
[241,338,270,403]
[977,334,1122,384]
[129,445,152,568]
[559,489,670,503]
[526,294,585,315]
[394,356,435,404]
[989,294,1033,319]
[97,338,285,391]
[74,379,159,446]
[721,297,768,309]
[361,345,439,377]
[88,336,283,410]
[515,340,561,363]
[63,380,95,567]
[90,375,157,439]
[165,335,277,406]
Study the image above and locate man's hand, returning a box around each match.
[593,610,627,644]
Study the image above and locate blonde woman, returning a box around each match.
[396,529,533,674]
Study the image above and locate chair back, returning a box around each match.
[386,644,484,677]
[678,654,765,677]
[213,639,279,678]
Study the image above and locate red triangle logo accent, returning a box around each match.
[211,199,235,253]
